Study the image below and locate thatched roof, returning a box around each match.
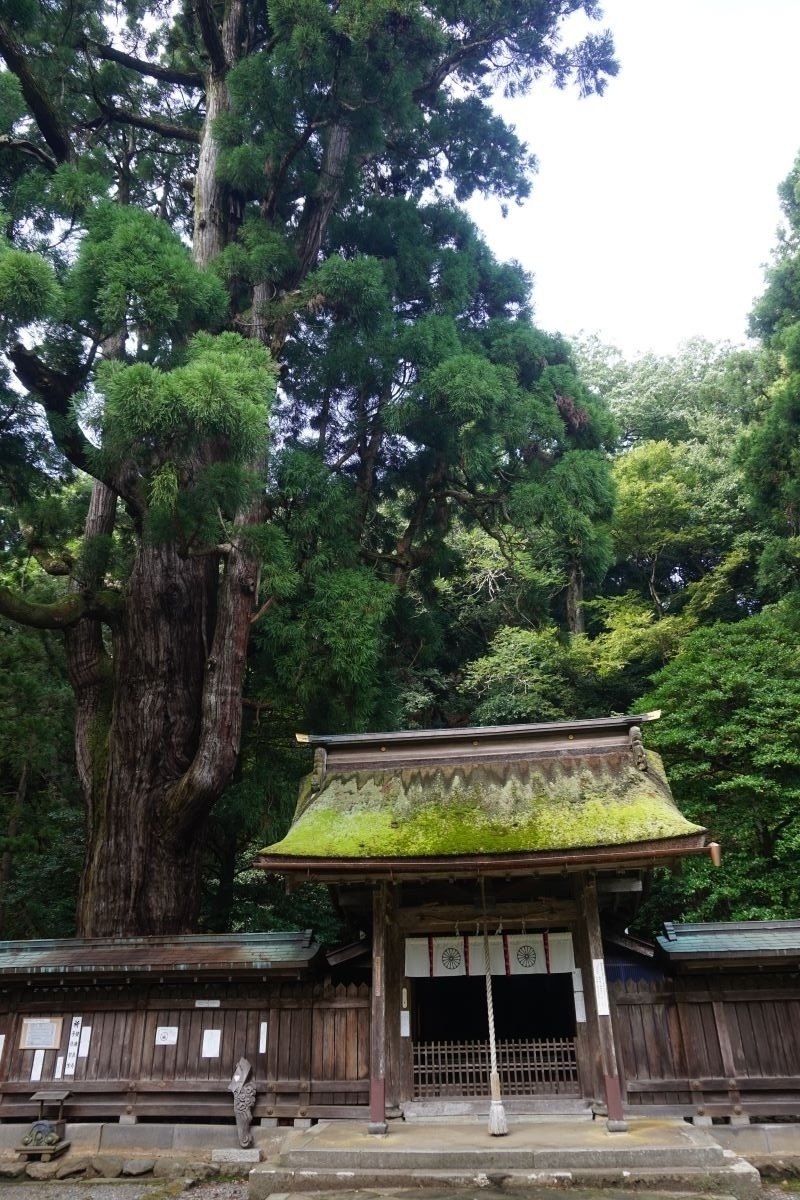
[258,716,707,878]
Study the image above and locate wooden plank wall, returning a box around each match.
[612,973,800,1119]
[0,981,370,1123]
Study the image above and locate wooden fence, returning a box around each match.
[412,1037,579,1099]
[612,973,800,1119]
[0,981,370,1123]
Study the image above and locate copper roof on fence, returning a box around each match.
[258,714,709,880]
[0,932,319,980]
[658,920,800,969]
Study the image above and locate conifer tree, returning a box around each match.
[0,0,616,935]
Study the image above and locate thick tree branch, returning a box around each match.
[81,38,204,88]
[412,34,496,104]
[292,121,351,284]
[165,498,264,840]
[90,103,201,145]
[65,481,116,803]
[195,0,227,76]
[26,545,75,576]
[0,586,121,630]
[0,134,58,171]
[8,343,93,473]
[263,120,321,221]
[0,18,73,164]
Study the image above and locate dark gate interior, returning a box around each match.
[411,974,579,1099]
[413,974,575,1041]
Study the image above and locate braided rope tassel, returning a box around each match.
[483,921,508,1136]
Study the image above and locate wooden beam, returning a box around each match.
[397,898,577,931]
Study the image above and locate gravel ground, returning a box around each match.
[0,1178,793,1200]
[0,1183,248,1200]
[0,1185,788,1200]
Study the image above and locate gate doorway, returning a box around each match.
[410,974,580,1099]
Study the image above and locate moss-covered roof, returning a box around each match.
[261,748,704,862]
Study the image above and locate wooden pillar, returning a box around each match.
[384,884,405,1116]
[569,911,601,1106]
[576,873,627,1131]
[369,881,388,1133]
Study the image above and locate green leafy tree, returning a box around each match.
[633,605,800,926]
[609,438,748,617]
[0,0,617,935]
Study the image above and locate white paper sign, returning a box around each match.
[64,1016,82,1076]
[572,968,586,1023]
[194,999,220,1008]
[259,1021,268,1054]
[0,1033,6,1061]
[78,1025,92,1058]
[155,1026,178,1046]
[54,1055,64,1079]
[592,957,611,1017]
[400,1010,411,1038]
[201,1029,221,1058]
[30,1048,44,1081]
[21,1018,61,1050]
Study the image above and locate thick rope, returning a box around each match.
[481,907,508,1136]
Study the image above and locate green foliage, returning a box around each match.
[0,248,62,333]
[64,204,228,349]
[587,593,689,680]
[461,625,598,724]
[609,437,750,614]
[576,335,760,447]
[98,332,277,534]
[634,606,800,922]
[0,612,81,938]
[257,565,397,730]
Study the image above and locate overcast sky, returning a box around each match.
[468,0,800,357]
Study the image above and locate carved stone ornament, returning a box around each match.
[228,1056,257,1148]
[628,725,648,771]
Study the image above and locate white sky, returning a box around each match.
[468,0,800,356]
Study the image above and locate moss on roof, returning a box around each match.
[262,749,704,860]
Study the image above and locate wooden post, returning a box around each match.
[383,885,405,1116]
[369,882,388,1133]
[577,873,627,1131]
[569,912,601,1106]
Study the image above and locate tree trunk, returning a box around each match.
[566,561,585,634]
[194,73,231,267]
[75,542,217,935]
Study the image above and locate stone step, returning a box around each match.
[279,1139,727,1170]
[402,1097,593,1121]
[250,1162,760,1200]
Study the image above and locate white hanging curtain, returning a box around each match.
[547,931,576,973]
[431,936,467,977]
[404,937,430,976]
[467,935,505,976]
[504,933,547,975]
[404,932,574,977]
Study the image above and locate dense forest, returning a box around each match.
[0,0,798,942]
